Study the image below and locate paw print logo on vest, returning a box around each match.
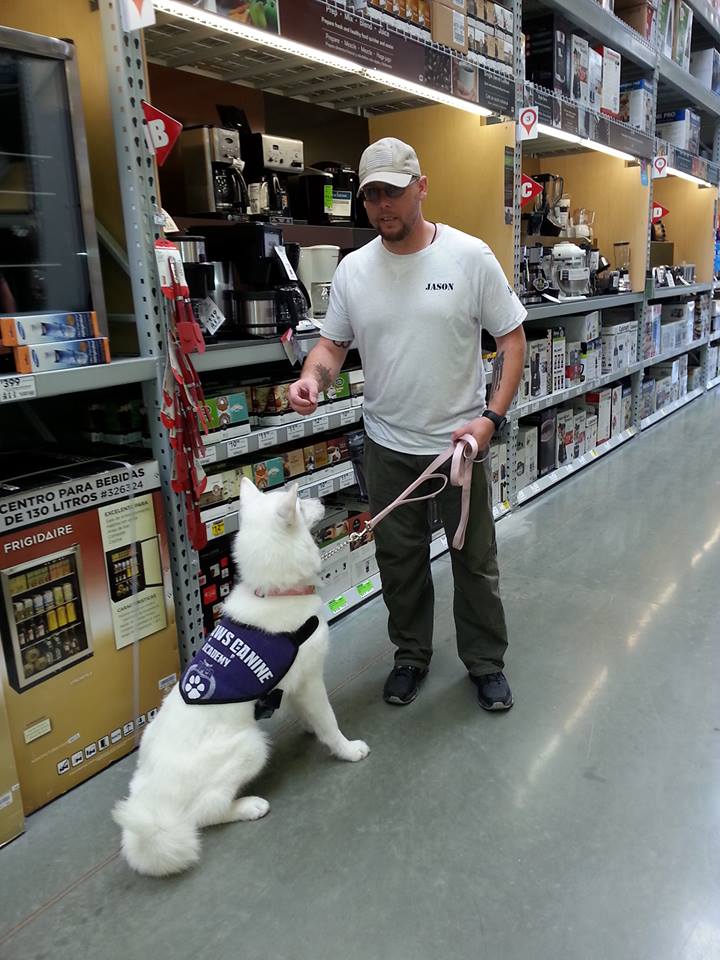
[182,667,215,702]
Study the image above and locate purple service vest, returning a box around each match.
[180,615,319,706]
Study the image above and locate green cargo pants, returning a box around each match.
[364,435,509,678]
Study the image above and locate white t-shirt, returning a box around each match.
[321,223,526,454]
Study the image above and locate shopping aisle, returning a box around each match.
[2,391,719,960]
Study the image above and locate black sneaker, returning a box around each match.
[383,665,428,705]
[472,671,513,711]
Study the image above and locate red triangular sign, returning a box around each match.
[141,100,182,167]
[521,174,544,208]
[652,204,669,223]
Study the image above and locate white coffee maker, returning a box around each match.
[298,245,340,322]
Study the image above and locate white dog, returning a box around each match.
[113,478,369,877]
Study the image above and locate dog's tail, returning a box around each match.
[112,797,201,877]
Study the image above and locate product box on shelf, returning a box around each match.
[319,538,352,603]
[620,79,655,132]
[560,311,601,344]
[527,337,549,397]
[622,384,633,430]
[431,1,468,52]
[656,108,701,155]
[571,35,590,106]
[672,0,693,70]
[0,454,178,815]
[556,409,575,466]
[657,0,675,56]
[0,685,24,847]
[524,14,572,99]
[572,409,586,458]
[327,435,350,466]
[304,442,329,474]
[690,47,720,93]
[585,412,598,450]
[566,341,583,387]
[583,388,612,443]
[597,45,622,116]
[662,300,695,333]
[249,457,285,490]
[525,408,557,477]
[13,338,111,374]
[688,364,704,390]
[283,448,307,481]
[588,48,603,112]
[641,377,657,417]
[643,304,662,358]
[614,0,657,40]
[611,384,624,435]
[581,340,602,383]
[204,390,250,437]
[0,312,100,347]
[435,0,467,10]
[550,328,566,393]
[516,425,538,487]
[199,534,234,633]
[347,512,378,585]
[653,373,674,407]
[601,319,639,373]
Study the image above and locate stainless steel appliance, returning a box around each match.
[545,243,591,299]
[298,245,340,320]
[527,174,565,236]
[238,291,277,337]
[240,133,304,218]
[179,126,250,217]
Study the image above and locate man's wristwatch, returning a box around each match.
[482,409,507,434]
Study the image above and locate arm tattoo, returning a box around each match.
[490,351,505,398]
[313,363,333,392]
[333,340,352,349]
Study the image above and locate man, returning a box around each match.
[289,137,526,710]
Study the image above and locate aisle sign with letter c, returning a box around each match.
[521,174,544,207]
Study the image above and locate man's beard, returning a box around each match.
[376,216,412,242]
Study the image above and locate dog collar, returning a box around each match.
[254,586,317,598]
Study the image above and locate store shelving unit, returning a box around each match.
[708,374,720,388]
[0,358,159,405]
[81,0,720,665]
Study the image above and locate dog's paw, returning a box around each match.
[233,796,270,821]
[335,739,370,763]
[184,674,206,700]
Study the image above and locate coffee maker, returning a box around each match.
[240,132,304,219]
[199,223,308,338]
[178,126,249,217]
[298,245,341,321]
[526,174,565,236]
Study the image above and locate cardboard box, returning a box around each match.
[516,425,538,486]
[570,35,590,106]
[620,79,655,132]
[616,0,657,39]
[556,409,575,465]
[283,448,307,480]
[435,0,467,10]
[561,311,601,343]
[1,312,100,347]
[611,383,624,435]
[585,412,598,450]
[432,2,468,52]
[527,337,549,397]
[566,340,583,386]
[319,539,352,602]
[622,384,633,429]
[643,304,662,358]
[588,48,603,111]
[672,0,693,69]
[13,338,111,374]
[657,108,701,155]
[0,456,178,814]
[252,457,285,490]
[658,0,675,57]
[551,328,566,393]
[525,408,557,476]
[597,46,621,116]
[690,47,720,94]
[641,377,656,418]
[580,340,602,383]
[572,409,586,458]
[584,388,612,443]
[0,686,24,847]
[204,390,250,434]
[304,442,329,473]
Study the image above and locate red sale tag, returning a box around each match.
[141,101,182,167]
[652,204,669,223]
[521,174,544,207]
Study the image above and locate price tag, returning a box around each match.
[529,482,540,494]
[328,596,347,614]
[274,245,298,282]
[287,421,306,442]
[357,580,374,597]
[199,445,217,465]
[227,436,249,458]
[312,416,330,434]
[256,430,276,450]
[210,519,225,538]
[502,500,510,511]
[340,409,356,426]
[318,480,334,497]
[0,375,37,403]
[196,297,226,336]
[547,472,558,484]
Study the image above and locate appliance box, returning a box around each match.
[525,408,557,476]
[556,409,575,466]
[570,35,590,106]
[573,409,587,458]
[611,383,624,435]
[0,458,179,814]
[657,0,675,57]
[597,46,622,116]
[431,2,469,52]
[690,47,720,94]
[1,312,100,347]
[561,311,601,343]
[656,108,701,155]
[672,0,693,69]
[620,79,655,132]
[0,685,24,847]
[13,338,111,374]
[588,48,603,112]
[615,1,657,40]
[584,389,612,443]
[516,426,538,486]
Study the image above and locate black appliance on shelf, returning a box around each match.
[313,161,369,227]
[177,126,249,218]
[239,132,304,219]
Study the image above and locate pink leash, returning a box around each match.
[364,435,482,551]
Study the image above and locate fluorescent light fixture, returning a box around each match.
[153,0,492,116]
[579,138,635,162]
[666,166,710,186]
[536,122,580,144]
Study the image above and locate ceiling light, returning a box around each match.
[666,166,711,186]
[536,122,580,144]
[153,0,492,117]
[579,138,635,162]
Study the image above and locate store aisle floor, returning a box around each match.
[2,391,720,960]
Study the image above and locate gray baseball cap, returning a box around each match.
[358,137,421,194]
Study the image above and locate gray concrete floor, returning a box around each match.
[2,390,719,960]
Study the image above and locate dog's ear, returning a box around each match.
[240,476,262,501]
[299,497,325,527]
[277,483,299,526]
